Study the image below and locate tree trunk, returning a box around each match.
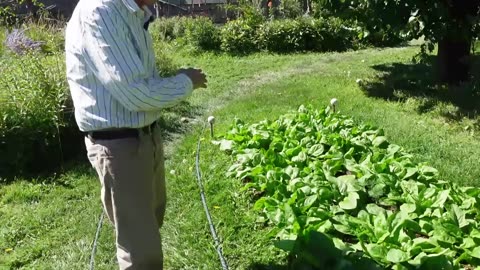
[436,0,478,84]
[437,35,471,84]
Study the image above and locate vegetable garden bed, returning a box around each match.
[215,105,480,270]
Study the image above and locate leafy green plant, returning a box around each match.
[221,19,260,54]
[278,0,303,19]
[215,105,480,269]
[0,0,45,26]
[0,52,80,178]
[150,17,179,42]
[257,19,306,52]
[183,16,221,52]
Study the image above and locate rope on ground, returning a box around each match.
[90,211,104,270]
[195,124,230,270]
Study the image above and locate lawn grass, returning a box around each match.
[1,43,480,269]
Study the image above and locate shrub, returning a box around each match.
[153,40,180,76]
[257,19,307,52]
[0,27,6,54]
[0,52,81,178]
[256,17,363,53]
[221,19,260,54]
[278,0,303,19]
[183,16,221,51]
[150,17,178,41]
[312,17,361,51]
[23,23,65,53]
[150,16,196,42]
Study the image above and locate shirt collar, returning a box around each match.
[143,5,153,20]
[121,0,142,13]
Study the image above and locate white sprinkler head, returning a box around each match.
[330,98,338,106]
[208,116,215,124]
[356,79,363,84]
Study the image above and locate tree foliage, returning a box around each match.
[0,0,44,25]
[312,0,480,82]
[314,0,480,51]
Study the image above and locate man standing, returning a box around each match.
[65,0,207,269]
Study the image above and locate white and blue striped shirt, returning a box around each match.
[65,0,193,132]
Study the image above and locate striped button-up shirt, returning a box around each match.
[65,0,193,132]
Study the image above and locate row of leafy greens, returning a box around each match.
[214,105,480,270]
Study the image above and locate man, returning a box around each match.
[65,0,207,269]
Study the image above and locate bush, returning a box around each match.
[256,17,363,53]
[183,16,221,51]
[0,27,5,54]
[314,17,363,52]
[221,19,260,54]
[153,40,180,76]
[150,16,196,42]
[150,17,177,41]
[23,22,65,53]
[0,52,81,178]
[257,19,305,52]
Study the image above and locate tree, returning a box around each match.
[0,0,44,25]
[313,0,480,84]
[407,0,480,83]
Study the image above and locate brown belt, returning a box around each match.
[86,121,157,141]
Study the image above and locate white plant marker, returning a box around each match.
[330,98,338,113]
[208,116,215,138]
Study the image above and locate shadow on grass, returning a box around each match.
[360,55,480,122]
[158,100,203,141]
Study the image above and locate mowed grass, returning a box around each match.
[1,44,480,269]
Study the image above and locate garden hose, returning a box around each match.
[195,122,229,270]
[90,211,104,270]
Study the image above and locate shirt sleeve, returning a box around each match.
[80,5,193,112]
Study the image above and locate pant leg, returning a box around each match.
[85,137,115,224]
[152,126,167,228]
[85,135,163,270]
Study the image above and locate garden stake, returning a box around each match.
[330,98,338,113]
[208,116,215,138]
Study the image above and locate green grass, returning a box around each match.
[1,44,480,269]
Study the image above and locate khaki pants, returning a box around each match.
[85,126,166,270]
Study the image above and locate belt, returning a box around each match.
[86,121,157,141]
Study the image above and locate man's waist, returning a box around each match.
[85,121,158,141]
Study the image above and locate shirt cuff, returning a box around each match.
[177,73,194,94]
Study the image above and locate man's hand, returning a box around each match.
[177,68,207,89]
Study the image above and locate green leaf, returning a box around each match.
[303,195,318,209]
[335,175,361,194]
[332,238,351,251]
[419,254,453,270]
[403,167,418,179]
[308,144,325,157]
[274,239,295,252]
[470,228,480,240]
[333,223,353,235]
[372,136,388,148]
[420,166,438,177]
[365,244,388,261]
[471,247,480,259]
[432,190,450,208]
[386,248,409,263]
[400,203,416,214]
[218,139,234,151]
[460,237,476,249]
[366,204,386,216]
[339,192,360,210]
[292,151,307,164]
[450,204,468,228]
[369,183,386,199]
